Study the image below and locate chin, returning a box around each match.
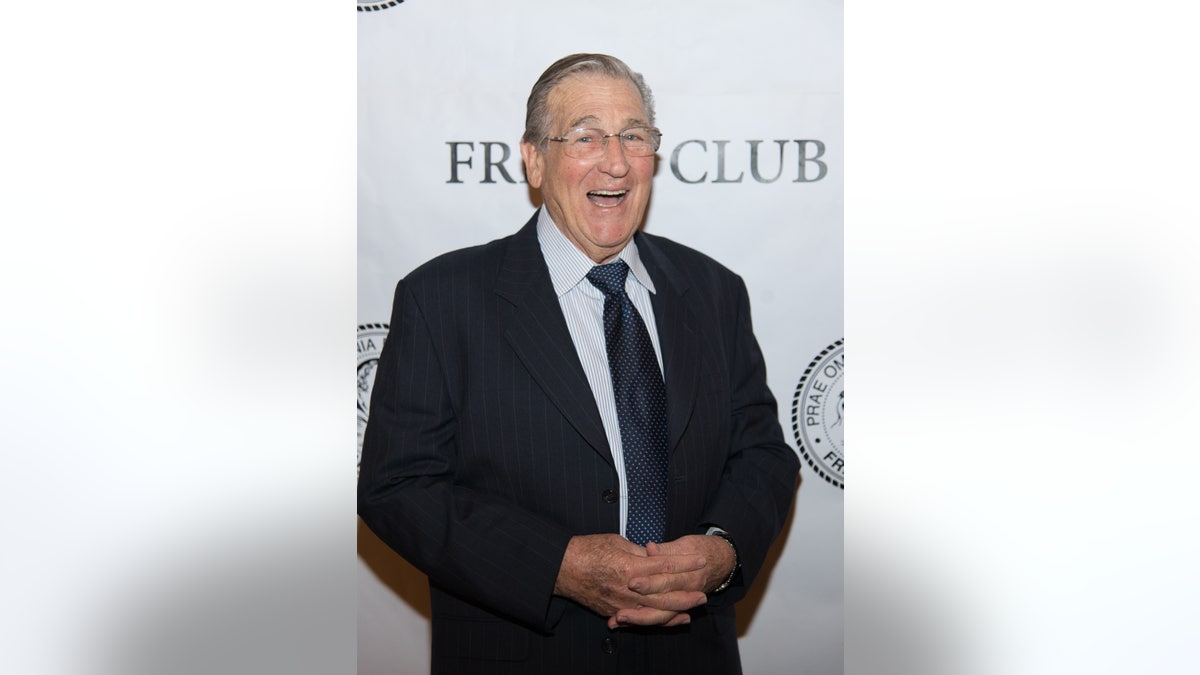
[588,208,643,235]
[587,223,638,248]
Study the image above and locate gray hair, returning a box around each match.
[522,53,656,149]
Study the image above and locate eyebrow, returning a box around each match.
[566,115,648,130]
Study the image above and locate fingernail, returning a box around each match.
[629,581,642,591]
[617,615,629,625]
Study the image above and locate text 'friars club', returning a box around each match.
[446,139,829,184]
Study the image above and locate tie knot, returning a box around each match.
[586,260,630,298]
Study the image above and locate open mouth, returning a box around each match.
[587,189,627,207]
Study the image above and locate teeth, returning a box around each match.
[589,190,626,196]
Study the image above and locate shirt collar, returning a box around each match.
[536,206,657,298]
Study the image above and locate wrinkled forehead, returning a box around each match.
[547,74,648,131]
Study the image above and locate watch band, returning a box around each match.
[705,527,740,594]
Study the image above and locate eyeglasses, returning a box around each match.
[547,126,662,160]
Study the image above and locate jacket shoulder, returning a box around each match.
[400,232,512,290]
[637,231,745,291]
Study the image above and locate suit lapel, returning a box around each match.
[637,234,701,455]
[494,215,613,465]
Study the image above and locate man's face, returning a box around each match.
[520,74,655,264]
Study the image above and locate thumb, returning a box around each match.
[647,538,689,555]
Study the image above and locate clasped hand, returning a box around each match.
[553,533,734,629]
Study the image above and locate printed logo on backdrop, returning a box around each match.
[357,323,389,475]
[356,0,403,11]
[791,340,844,489]
[447,138,828,184]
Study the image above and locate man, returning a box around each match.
[358,53,800,674]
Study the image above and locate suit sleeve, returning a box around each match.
[357,279,574,632]
[699,277,801,606]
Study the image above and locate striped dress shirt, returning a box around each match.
[535,207,664,540]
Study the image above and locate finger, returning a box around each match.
[645,538,688,556]
[646,534,708,557]
[626,588,708,612]
[612,606,691,628]
[625,552,707,579]
[629,568,710,595]
[662,612,693,628]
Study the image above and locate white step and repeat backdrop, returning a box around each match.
[357,1,843,673]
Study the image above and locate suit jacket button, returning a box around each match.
[601,489,618,504]
[601,636,617,654]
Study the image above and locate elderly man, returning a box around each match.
[358,53,800,674]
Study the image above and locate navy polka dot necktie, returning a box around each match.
[586,260,668,546]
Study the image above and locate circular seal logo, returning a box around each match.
[358,323,389,475]
[357,0,404,11]
[791,340,844,489]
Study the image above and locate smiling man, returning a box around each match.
[520,72,654,264]
[358,53,800,675]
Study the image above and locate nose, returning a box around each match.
[596,135,630,177]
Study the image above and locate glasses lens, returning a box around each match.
[619,127,657,156]
[561,129,603,159]
[557,128,660,159]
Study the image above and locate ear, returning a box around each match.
[520,140,544,189]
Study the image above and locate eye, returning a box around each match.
[572,130,600,144]
[622,130,647,143]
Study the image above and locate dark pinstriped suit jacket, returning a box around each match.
[358,213,799,675]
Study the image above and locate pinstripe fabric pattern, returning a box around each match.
[358,212,799,675]
[536,208,663,540]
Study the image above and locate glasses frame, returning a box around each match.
[546,126,663,159]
